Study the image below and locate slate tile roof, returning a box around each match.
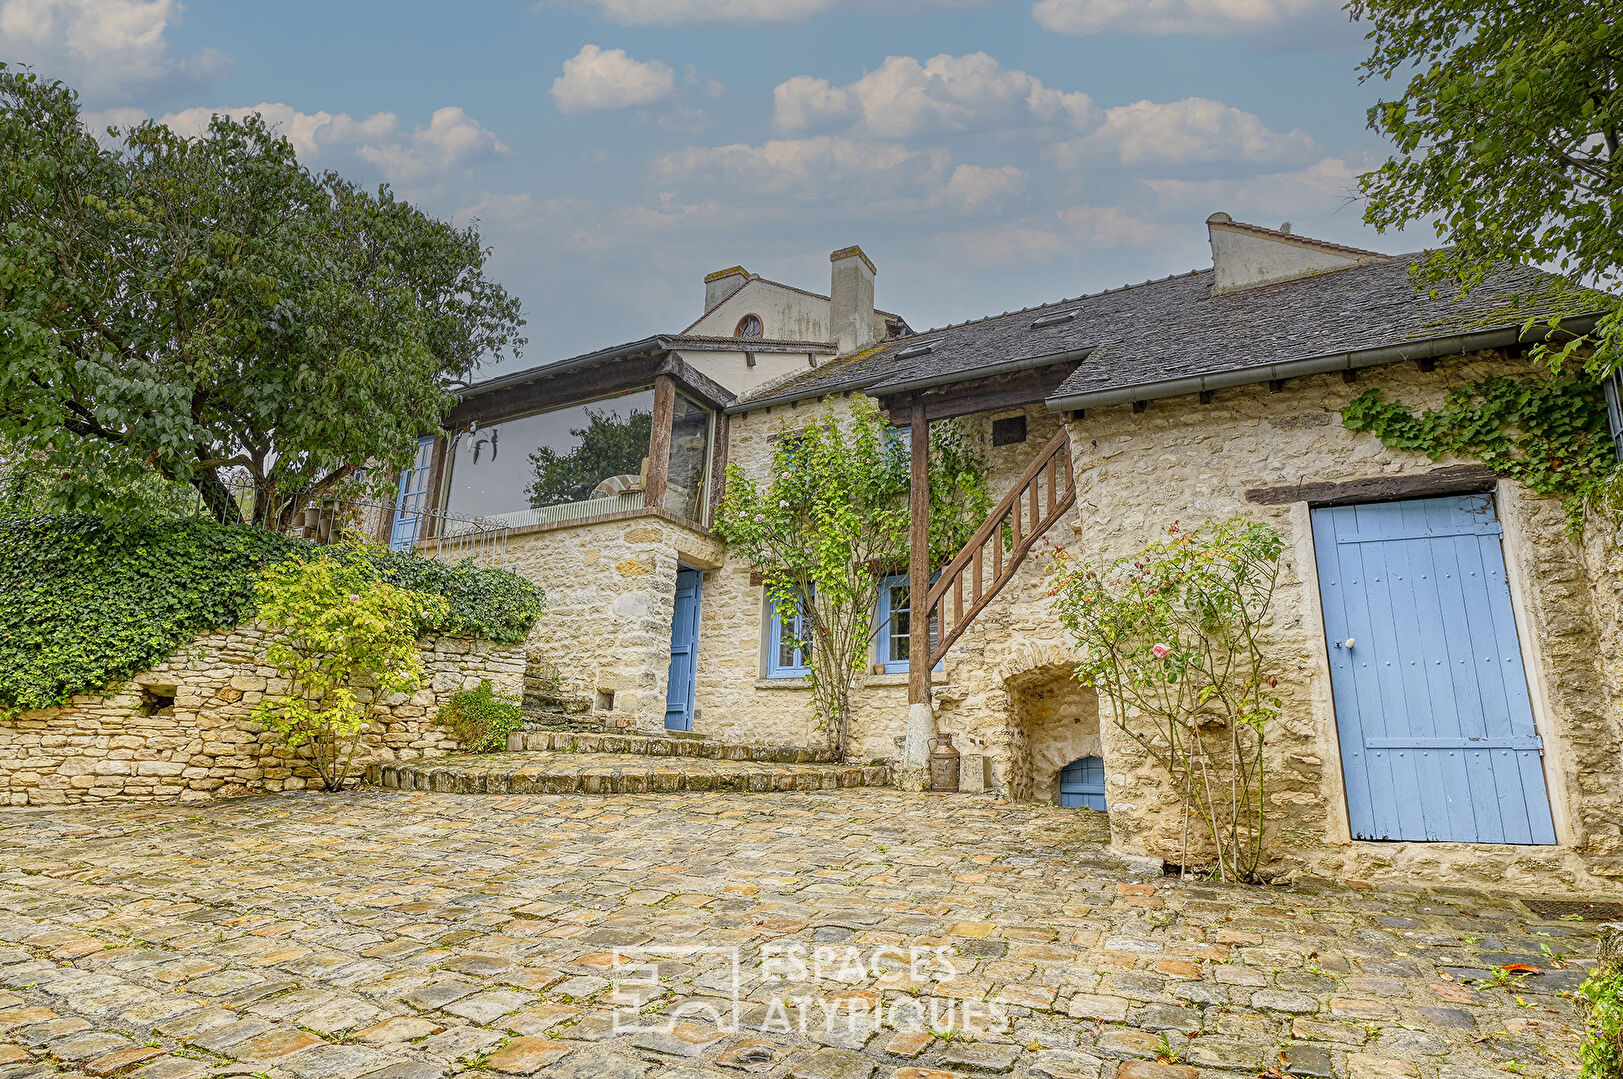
[733,255,1608,412]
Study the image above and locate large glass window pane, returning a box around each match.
[445,389,654,526]
[663,394,712,521]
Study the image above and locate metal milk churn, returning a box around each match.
[929,733,961,793]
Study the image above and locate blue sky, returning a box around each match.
[2,0,1420,375]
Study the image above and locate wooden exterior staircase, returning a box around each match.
[924,428,1076,666]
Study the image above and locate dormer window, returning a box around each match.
[735,314,764,339]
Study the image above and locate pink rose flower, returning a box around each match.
[1152,643,1171,659]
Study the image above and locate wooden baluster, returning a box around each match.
[954,571,964,625]
[972,544,984,604]
[1028,477,1039,538]
[1012,495,1022,551]
[993,518,1004,578]
[1046,454,1058,514]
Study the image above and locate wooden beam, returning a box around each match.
[448,352,665,429]
[1245,464,1499,508]
[421,434,449,542]
[878,363,1081,426]
[645,375,676,510]
[707,411,730,527]
[908,400,932,707]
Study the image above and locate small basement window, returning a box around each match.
[595,689,615,712]
[991,415,1027,447]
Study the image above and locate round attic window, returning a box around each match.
[735,314,763,339]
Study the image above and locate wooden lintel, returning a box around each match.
[656,353,737,409]
[1245,464,1500,508]
[645,375,676,510]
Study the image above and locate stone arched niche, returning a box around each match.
[1003,663,1100,804]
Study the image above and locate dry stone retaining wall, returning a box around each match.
[0,626,524,806]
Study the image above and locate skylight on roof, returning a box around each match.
[1031,310,1078,329]
[894,342,937,360]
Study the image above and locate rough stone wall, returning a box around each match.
[504,514,725,733]
[1042,351,1623,891]
[0,627,524,807]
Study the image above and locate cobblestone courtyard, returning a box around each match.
[0,789,1595,1079]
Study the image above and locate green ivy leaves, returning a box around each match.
[0,516,544,714]
[1340,374,1617,527]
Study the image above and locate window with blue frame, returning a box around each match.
[875,574,940,674]
[765,590,812,678]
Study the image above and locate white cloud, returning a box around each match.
[0,0,227,100]
[1032,0,1320,36]
[934,203,1169,265]
[654,135,951,204]
[551,44,676,114]
[141,102,507,184]
[943,164,1026,213]
[571,0,985,24]
[774,52,1095,138]
[1045,97,1313,167]
[1144,155,1359,213]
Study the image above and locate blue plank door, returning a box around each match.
[1312,493,1556,844]
[390,436,436,552]
[665,567,703,731]
[1059,756,1107,810]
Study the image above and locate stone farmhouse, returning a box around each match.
[387,213,1623,891]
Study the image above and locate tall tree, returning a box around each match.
[1353,0,1621,373]
[0,67,524,523]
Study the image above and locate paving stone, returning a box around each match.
[1280,1045,1334,1078]
[484,1036,575,1074]
[938,1041,1020,1073]
[791,1047,875,1079]
[1030,1049,1103,1079]
[277,1042,391,1078]
[355,1063,451,1079]
[40,1032,132,1060]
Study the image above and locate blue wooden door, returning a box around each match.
[665,567,702,731]
[1312,493,1555,844]
[390,436,436,552]
[1059,756,1107,810]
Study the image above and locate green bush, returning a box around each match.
[438,679,524,753]
[1583,964,1623,1079]
[0,515,544,714]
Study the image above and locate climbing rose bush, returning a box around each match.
[1047,518,1283,882]
[253,547,447,790]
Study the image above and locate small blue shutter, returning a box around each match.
[1313,493,1556,844]
[1059,756,1106,810]
[390,436,436,552]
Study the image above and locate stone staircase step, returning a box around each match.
[507,729,840,764]
[365,751,890,795]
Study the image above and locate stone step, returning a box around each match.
[507,729,840,764]
[366,751,890,795]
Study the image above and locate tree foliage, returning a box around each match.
[254,550,445,791]
[527,407,652,507]
[1047,520,1284,883]
[1352,0,1622,372]
[0,67,524,524]
[0,515,544,714]
[715,397,989,756]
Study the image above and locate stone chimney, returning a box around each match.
[704,266,750,311]
[1206,211,1382,294]
[829,246,877,354]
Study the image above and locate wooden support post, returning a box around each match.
[908,400,932,707]
[645,374,676,510]
[707,411,730,526]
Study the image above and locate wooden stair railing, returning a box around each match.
[925,428,1076,666]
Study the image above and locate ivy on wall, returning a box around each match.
[1340,375,1618,524]
[0,516,544,714]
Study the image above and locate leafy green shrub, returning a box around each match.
[438,679,524,753]
[254,552,445,790]
[0,515,544,714]
[1582,964,1623,1079]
